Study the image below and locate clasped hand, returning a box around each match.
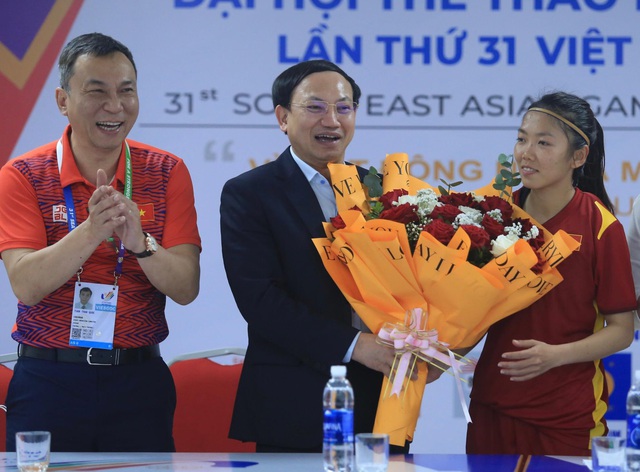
[86,169,142,250]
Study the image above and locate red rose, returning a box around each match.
[379,203,419,224]
[330,206,362,230]
[379,189,409,210]
[531,252,545,274]
[478,196,514,220]
[330,214,346,229]
[423,219,456,245]
[513,217,534,234]
[459,224,491,249]
[430,204,462,222]
[528,230,546,250]
[440,192,475,208]
[481,213,505,239]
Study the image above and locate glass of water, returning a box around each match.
[591,436,625,472]
[355,433,389,472]
[15,431,51,472]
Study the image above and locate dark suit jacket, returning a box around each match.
[220,147,383,450]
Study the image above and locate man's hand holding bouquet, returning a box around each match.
[312,153,580,447]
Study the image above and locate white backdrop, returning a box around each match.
[2,0,640,453]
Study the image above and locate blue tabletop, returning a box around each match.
[0,451,589,471]
[409,453,588,471]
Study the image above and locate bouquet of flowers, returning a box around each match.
[333,179,547,272]
[312,153,581,446]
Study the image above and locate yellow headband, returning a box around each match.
[528,107,591,147]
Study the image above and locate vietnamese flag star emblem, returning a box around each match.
[138,203,155,222]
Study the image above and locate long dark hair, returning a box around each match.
[519,92,614,213]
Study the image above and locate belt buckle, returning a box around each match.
[86,347,116,366]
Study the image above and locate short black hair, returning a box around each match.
[59,32,136,90]
[272,60,361,109]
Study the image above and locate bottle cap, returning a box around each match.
[331,365,347,378]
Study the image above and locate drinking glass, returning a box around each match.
[15,431,51,472]
[355,433,389,472]
[591,436,625,472]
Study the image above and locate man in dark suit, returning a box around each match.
[220,60,402,453]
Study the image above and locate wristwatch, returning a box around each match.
[127,232,158,258]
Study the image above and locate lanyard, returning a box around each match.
[56,138,133,283]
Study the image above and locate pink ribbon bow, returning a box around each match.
[377,308,476,422]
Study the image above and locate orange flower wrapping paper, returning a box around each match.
[312,153,581,447]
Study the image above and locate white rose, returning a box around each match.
[397,194,418,206]
[490,234,519,258]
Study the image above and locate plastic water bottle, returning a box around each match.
[627,370,640,472]
[323,365,354,472]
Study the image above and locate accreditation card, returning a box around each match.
[70,281,118,349]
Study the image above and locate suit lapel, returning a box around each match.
[275,149,327,237]
[274,149,367,238]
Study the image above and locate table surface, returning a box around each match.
[0,452,591,471]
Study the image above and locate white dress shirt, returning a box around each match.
[289,147,365,361]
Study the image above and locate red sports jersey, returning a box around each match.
[469,188,636,454]
[0,126,201,348]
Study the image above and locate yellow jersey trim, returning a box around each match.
[595,201,616,240]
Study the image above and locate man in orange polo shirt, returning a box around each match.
[0,33,201,452]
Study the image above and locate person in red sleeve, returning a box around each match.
[0,33,201,452]
[466,92,636,456]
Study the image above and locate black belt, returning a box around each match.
[17,344,161,366]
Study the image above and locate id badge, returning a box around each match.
[70,282,118,349]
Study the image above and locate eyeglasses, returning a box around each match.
[290,100,358,115]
